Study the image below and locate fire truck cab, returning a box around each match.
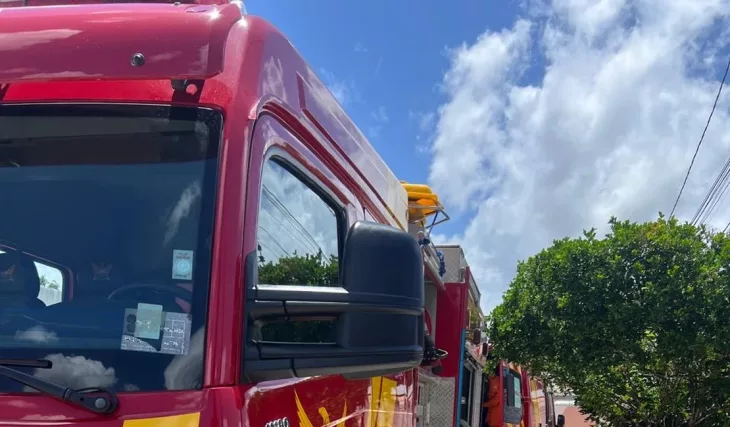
[0,1,430,425]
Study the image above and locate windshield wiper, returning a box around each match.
[0,358,119,415]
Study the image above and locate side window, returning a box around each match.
[0,249,65,306]
[504,368,514,407]
[513,375,522,409]
[503,368,523,424]
[256,157,340,284]
[255,157,342,343]
[35,261,64,306]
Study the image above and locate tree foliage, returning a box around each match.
[39,275,59,290]
[257,251,339,343]
[258,251,338,286]
[488,215,730,426]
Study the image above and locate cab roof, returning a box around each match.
[0,2,242,83]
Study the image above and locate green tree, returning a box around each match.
[258,251,338,286]
[488,215,730,426]
[39,275,59,290]
[257,251,339,343]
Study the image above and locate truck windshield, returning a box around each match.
[0,104,220,394]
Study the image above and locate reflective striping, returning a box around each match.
[375,377,397,426]
[123,412,201,427]
[368,377,383,427]
[296,376,398,427]
[295,390,347,427]
[295,391,314,427]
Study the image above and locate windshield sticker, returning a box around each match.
[160,312,192,355]
[134,303,164,340]
[121,308,192,356]
[172,250,194,280]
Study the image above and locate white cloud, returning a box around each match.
[428,0,730,313]
[15,326,58,344]
[164,181,202,245]
[29,354,117,391]
[372,106,389,124]
[409,110,436,133]
[319,69,359,107]
[257,159,339,266]
[368,106,390,139]
[409,110,438,153]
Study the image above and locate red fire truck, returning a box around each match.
[411,240,562,427]
[0,1,561,426]
[0,0,432,425]
[482,360,563,427]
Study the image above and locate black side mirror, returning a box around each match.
[482,342,491,358]
[242,221,425,382]
[471,328,482,344]
[557,414,565,427]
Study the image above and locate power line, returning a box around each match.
[694,164,730,225]
[258,226,291,258]
[261,205,321,256]
[259,242,285,262]
[262,186,322,252]
[671,57,730,219]
[690,145,730,226]
[703,183,730,224]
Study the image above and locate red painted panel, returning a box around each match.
[434,283,468,380]
[238,372,416,426]
[297,73,403,225]
[0,3,241,83]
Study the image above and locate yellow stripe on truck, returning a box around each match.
[295,376,399,427]
[373,376,397,427]
[123,412,200,427]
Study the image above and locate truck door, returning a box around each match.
[503,367,523,427]
[239,114,415,426]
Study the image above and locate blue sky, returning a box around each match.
[247,0,730,313]
[247,0,523,239]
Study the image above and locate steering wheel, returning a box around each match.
[107,283,192,303]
